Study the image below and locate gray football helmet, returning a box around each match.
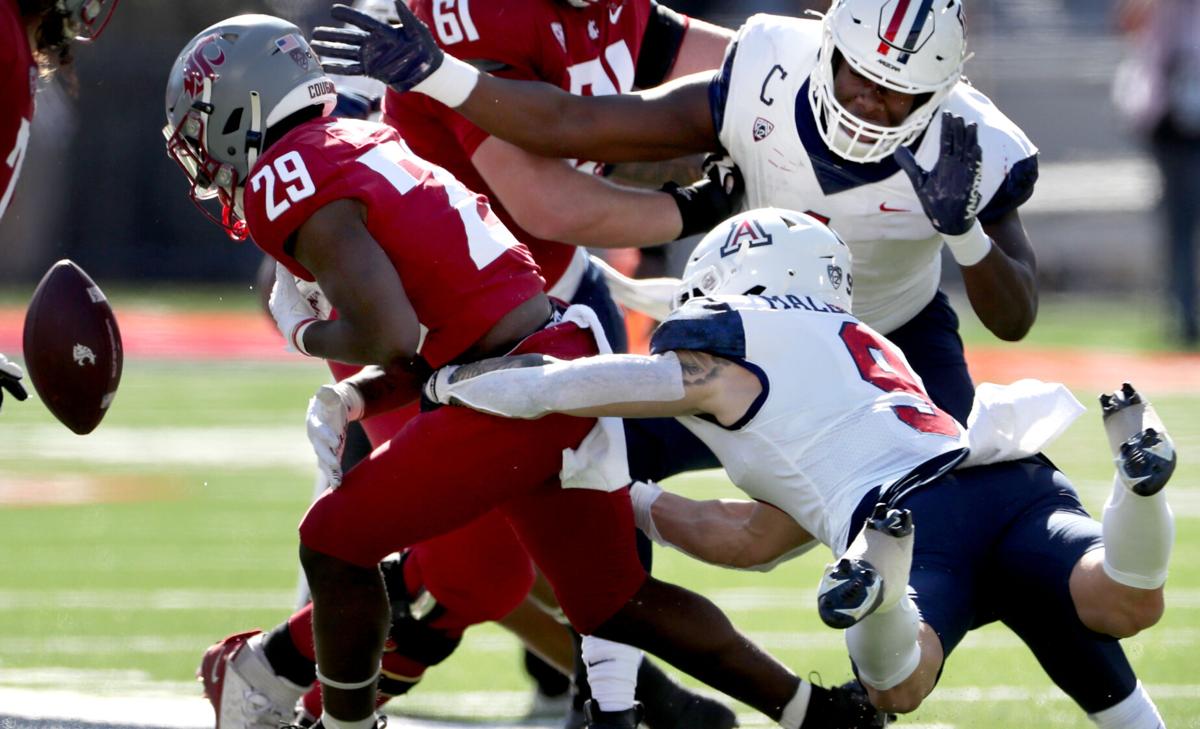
[59,0,119,40]
[163,15,337,238]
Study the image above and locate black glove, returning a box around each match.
[662,154,745,239]
[311,1,445,93]
[0,354,28,412]
[331,89,382,120]
[893,111,983,236]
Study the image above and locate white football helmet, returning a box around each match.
[809,0,967,163]
[162,15,337,239]
[676,208,853,312]
[59,0,119,40]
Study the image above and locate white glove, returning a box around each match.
[268,263,331,355]
[307,382,366,488]
[0,353,28,411]
[589,255,679,322]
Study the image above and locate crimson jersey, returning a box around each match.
[0,0,37,220]
[384,0,658,288]
[243,117,545,369]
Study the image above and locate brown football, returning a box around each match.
[22,260,123,435]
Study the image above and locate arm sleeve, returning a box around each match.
[634,1,690,89]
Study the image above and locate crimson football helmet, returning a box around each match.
[60,0,119,40]
[809,0,967,163]
[676,209,853,312]
[162,15,337,239]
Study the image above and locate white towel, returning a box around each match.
[557,304,632,492]
[961,379,1086,467]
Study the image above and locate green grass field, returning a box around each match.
[0,293,1196,727]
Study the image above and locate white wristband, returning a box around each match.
[942,219,992,267]
[333,381,366,422]
[629,480,667,545]
[291,318,319,356]
[412,54,479,108]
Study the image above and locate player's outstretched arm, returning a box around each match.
[631,481,816,570]
[424,349,760,425]
[895,112,1037,340]
[312,2,717,163]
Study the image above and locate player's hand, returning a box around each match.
[0,353,28,412]
[306,382,365,488]
[894,112,983,236]
[268,263,330,355]
[663,154,745,239]
[311,1,444,93]
[332,88,382,120]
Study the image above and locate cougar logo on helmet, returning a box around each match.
[181,35,225,100]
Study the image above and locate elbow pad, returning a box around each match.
[425,352,686,419]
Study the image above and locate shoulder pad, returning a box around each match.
[651,298,747,359]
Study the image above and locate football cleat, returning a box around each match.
[584,700,644,729]
[818,558,883,630]
[284,716,387,729]
[819,505,914,629]
[1100,383,1177,496]
[198,629,307,729]
[832,680,893,728]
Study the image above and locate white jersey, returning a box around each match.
[712,15,1038,334]
[650,294,969,554]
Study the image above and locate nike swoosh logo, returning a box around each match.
[586,658,614,668]
[879,202,910,213]
[608,4,623,24]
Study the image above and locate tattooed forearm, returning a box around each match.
[677,350,731,388]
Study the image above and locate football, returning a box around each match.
[22,260,124,435]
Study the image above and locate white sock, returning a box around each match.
[1102,474,1174,589]
[846,594,922,690]
[581,636,641,711]
[321,713,378,729]
[1088,682,1165,729]
[777,680,813,729]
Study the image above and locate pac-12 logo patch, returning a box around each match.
[752,117,774,142]
[720,218,773,257]
[827,264,843,290]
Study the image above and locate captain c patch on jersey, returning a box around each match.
[752,117,774,142]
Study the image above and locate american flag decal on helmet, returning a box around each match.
[876,0,936,64]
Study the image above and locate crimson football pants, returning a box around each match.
[304,322,646,634]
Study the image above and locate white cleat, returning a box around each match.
[1100,383,1177,496]
[198,630,307,729]
[818,505,914,629]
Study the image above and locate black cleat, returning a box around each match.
[584,699,644,729]
[818,558,883,629]
[804,679,891,728]
[836,680,895,727]
[1100,383,1177,496]
[1118,428,1176,496]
